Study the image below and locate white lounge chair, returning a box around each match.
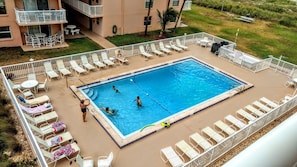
[139,45,153,58]
[224,115,246,129]
[18,88,35,99]
[91,53,106,69]
[37,78,48,93]
[101,52,115,66]
[44,62,59,80]
[175,140,199,160]
[169,41,183,52]
[29,122,66,138]
[160,146,184,167]
[35,131,74,151]
[41,143,80,167]
[252,101,272,113]
[214,120,236,136]
[115,50,129,64]
[70,60,88,76]
[176,39,188,50]
[189,132,212,152]
[8,79,21,91]
[24,111,58,126]
[259,97,279,109]
[245,105,265,117]
[202,126,225,144]
[76,154,94,167]
[81,55,96,71]
[97,152,113,167]
[56,60,72,77]
[159,42,172,54]
[19,103,53,116]
[150,43,163,56]
[17,95,50,107]
[236,109,257,123]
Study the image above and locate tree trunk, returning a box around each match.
[144,0,153,36]
[173,0,186,33]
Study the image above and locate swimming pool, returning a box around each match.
[78,57,248,146]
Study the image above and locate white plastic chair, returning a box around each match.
[97,152,113,167]
[37,78,48,92]
[76,154,94,167]
[18,88,35,99]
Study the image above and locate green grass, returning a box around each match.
[0,38,102,66]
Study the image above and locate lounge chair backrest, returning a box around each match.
[139,45,145,53]
[107,152,113,162]
[91,53,99,62]
[56,60,66,69]
[44,62,54,72]
[81,55,88,64]
[35,135,49,147]
[101,52,108,60]
[41,149,52,159]
[150,43,157,51]
[159,42,165,49]
[8,79,15,87]
[70,60,79,68]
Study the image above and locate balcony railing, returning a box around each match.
[62,0,103,18]
[183,1,192,10]
[15,8,67,26]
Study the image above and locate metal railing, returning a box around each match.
[14,8,67,26]
[1,32,235,80]
[184,95,297,167]
[5,32,296,166]
[1,70,48,167]
[63,0,103,18]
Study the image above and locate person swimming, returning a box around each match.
[101,107,118,115]
[112,85,120,93]
[135,96,142,107]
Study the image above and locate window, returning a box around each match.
[0,26,11,39]
[172,0,179,6]
[145,0,153,9]
[0,0,6,14]
[144,16,152,26]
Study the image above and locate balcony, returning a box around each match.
[15,8,67,26]
[183,0,192,11]
[62,0,103,18]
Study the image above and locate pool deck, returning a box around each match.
[21,44,294,167]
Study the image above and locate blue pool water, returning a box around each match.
[79,58,245,137]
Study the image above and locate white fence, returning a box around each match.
[184,95,297,167]
[2,32,296,166]
[63,0,103,18]
[14,8,67,25]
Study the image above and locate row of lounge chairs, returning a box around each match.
[139,39,188,59]
[44,52,121,80]
[16,94,80,167]
[160,97,279,167]
[16,93,114,167]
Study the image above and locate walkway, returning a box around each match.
[80,27,116,49]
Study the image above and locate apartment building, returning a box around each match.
[0,0,67,49]
[63,0,192,37]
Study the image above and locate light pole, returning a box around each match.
[29,58,35,74]
[235,28,239,43]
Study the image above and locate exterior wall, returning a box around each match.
[0,0,22,47]
[100,0,183,37]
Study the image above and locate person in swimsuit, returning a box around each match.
[80,100,87,122]
[135,96,142,107]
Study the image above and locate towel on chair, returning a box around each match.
[52,121,65,132]
[51,135,63,146]
[53,144,75,160]
[17,95,26,103]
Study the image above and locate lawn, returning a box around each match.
[0,38,102,66]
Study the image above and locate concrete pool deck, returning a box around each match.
[17,44,294,167]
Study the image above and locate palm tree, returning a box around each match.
[173,0,187,33]
[157,7,178,37]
